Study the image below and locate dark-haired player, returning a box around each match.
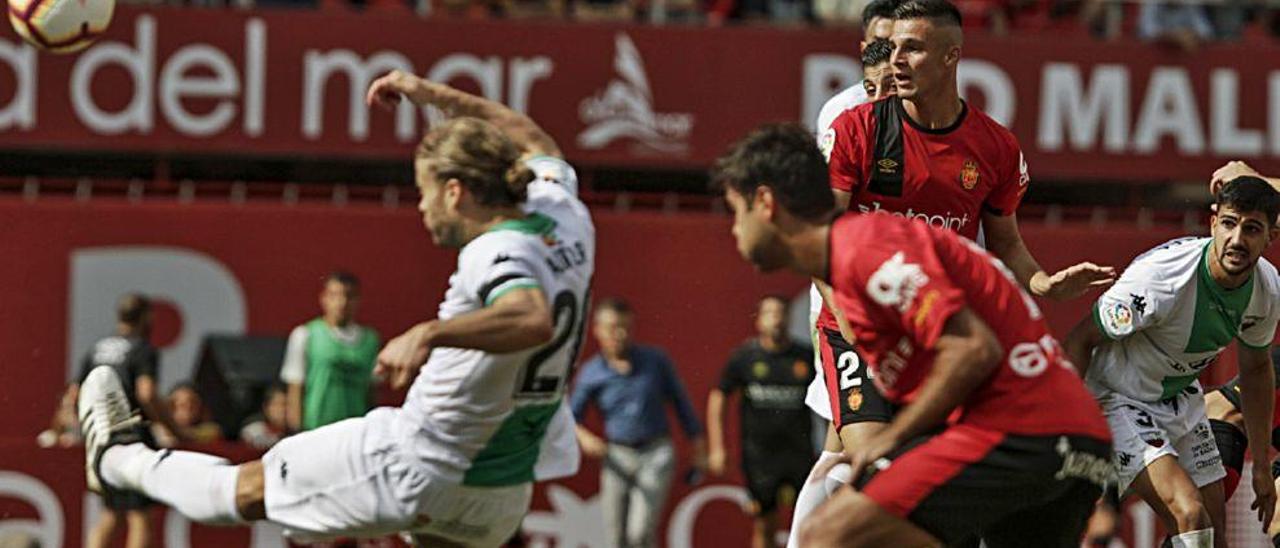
[713,122,1112,547]
[807,0,1115,528]
[1065,177,1280,548]
[707,295,814,548]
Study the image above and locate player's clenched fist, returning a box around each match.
[366,69,425,111]
[375,321,436,390]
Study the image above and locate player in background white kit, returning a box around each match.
[76,73,594,547]
[789,6,898,544]
[1065,177,1280,548]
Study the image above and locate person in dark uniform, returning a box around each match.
[707,295,816,548]
[62,293,186,548]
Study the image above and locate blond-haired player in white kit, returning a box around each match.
[75,73,594,547]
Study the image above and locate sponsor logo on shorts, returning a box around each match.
[1054,437,1113,488]
[1141,434,1165,448]
[1116,452,1133,467]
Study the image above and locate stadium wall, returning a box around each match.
[2,198,1264,546]
[3,7,1280,180]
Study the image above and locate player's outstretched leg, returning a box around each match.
[80,366,258,525]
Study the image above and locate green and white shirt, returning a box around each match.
[397,157,595,487]
[1087,237,1280,402]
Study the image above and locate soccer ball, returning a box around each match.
[7,0,114,53]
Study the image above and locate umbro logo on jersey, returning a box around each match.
[876,158,899,174]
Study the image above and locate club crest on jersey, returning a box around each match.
[752,361,769,379]
[1102,301,1134,336]
[846,387,864,412]
[960,159,979,190]
[793,360,809,380]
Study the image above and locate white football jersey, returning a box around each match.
[1087,237,1280,403]
[806,83,870,420]
[396,156,594,487]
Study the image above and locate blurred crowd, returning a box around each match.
[114,0,1280,46]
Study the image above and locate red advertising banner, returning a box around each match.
[1,8,1280,180]
[0,197,1267,546]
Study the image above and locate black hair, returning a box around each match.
[595,297,632,316]
[861,38,894,67]
[116,293,151,325]
[862,0,901,29]
[168,381,200,398]
[711,123,835,223]
[1217,176,1280,227]
[324,270,360,290]
[758,294,790,311]
[894,0,962,27]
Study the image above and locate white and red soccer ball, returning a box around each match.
[7,0,113,53]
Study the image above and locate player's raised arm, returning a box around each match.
[1237,345,1279,529]
[982,213,1116,300]
[367,69,561,158]
[1211,161,1280,195]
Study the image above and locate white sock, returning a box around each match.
[787,451,841,548]
[100,443,244,525]
[1169,529,1213,548]
[824,463,853,495]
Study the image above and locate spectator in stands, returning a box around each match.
[62,293,185,548]
[573,0,635,22]
[279,271,381,432]
[155,383,222,445]
[1138,0,1215,52]
[240,384,290,450]
[571,297,706,548]
[706,295,814,548]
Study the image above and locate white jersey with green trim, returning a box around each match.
[395,156,594,487]
[1086,236,1280,403]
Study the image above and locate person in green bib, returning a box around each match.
[1065,177,1280,548]
[279,272,381,431]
